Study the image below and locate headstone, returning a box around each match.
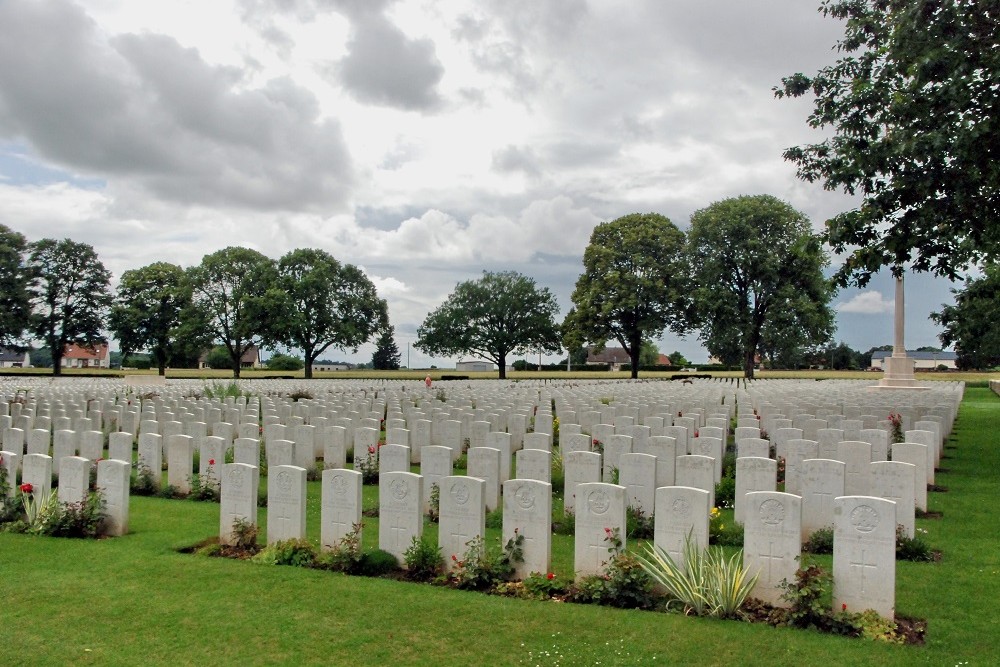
[603,434,632,482]
[515,448,551,483]
[653,486,710,570]
[322,426,347,469]
[691,436,724,483]
[267,465,307,544]
[166,434,194,494]
[735,457,777,525]
[438,475,486,572]
[832,496,896,618]
[485,432,513,484]
[467,447,501,511]
[870,461,916,538]
[890,443,928,512]
[220,463,260,546]
[21,453,52,504]
[97,459,131,536]
[837,441,873,496]
[800,458,846,541]
[502,478,552,579]
[321,468,363,549]
[859,429,889,462]
[379,471,424,562]
[784,439,819,496]
[574,482,627,577]
[420,446,453,514]
[562,433,592,454]
[199,436,225,487]
[744,491,801,606]
[675,455,715,508]
[27,429,49,456]
[268,439,295,468]
[108,432,133,464]
[619,452,656,514]
[563,450,601,514]
[57,456,92,506]
[523,432,551,452]
[647,436,678,488]
[0,450,19,496]
[737,438,770,460]
[234,438,260,466]
[137,433,162,486]
[79,430,104,462]
[379,443,411,475]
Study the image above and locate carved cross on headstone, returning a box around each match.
[758,541,784,580]
[849,549,879,595]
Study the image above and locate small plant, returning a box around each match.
[356,445,379,485]
[709,507,744,546]
[551,508,576,535]
[252,538,317,567]
[896,524,935,561]
[358,549,399,577]
[131,464,159,497]
[403,535,442,581]
[485,506,503,529]
[803,526,834,554]
[435,388,446,402]
[316,522,365,574]
[521,571,569,599]
[636,534,758,618]
[608,466,620,485]
[288,389,313,401]
[229,517,260,555]
[714,475,736,510]
[780,558,834,630]
[427,483,440,523]
[888,412,904,444]
[203,381,251,400]
[776,456,787,485]
[35,491,106,538]
[448,534,522,591]
[189,460,221,502]
[625,505,654,539]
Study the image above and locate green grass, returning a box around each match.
[2,390,999,665]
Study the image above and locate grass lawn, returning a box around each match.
[1,389,998,665]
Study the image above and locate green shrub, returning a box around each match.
[714,475,736,510]
[803,526,834,554]
[36,491,106,538]
[448,534,523,591]
[521,571,570,599]
[315,522,364,574]
[709,507,744,546]
[625,505,654,539]
[403,535,442,581]
[896,525,935,561]
[359,549,399,577]
[485,506,503,529]
[252,538,317,567]
[266,354,304,371]
[130,465,159,497]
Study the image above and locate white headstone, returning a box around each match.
[563,450,601,514]
[515,448,551,483]
[502,478,552,579]
[439,475,486,572]
[744,491,801,606]
[653,486,710,570]
[574,482,626,578]
[57,456,92,506]
[735,457,777,525]
[220,463,260,545]
[870,461,916,538]
[166,434,194,494]
[675,455,715,508]
[619,452,656,514]
[800,458,846,541]
[321,468,362,549]
[379,471,424,562]
[467,447,501,511]
[97,458,131,536]
[267,465,307,544]
[833,496,896,618]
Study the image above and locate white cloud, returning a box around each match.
[835,291,894,314]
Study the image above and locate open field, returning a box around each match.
[2,367,998,384]
[1,387,999,665]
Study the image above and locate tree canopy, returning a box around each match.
[416,271,561,379]
[372,325,401,370]
[931,263,1000,369]
[0,224,30,348]
[109,262,202,376]
[187,247,282,378]
[776,0,1000,285]
[275,248,387,378]
[685,195,835,378]
[26,238,112,375]
[564,212,688,379]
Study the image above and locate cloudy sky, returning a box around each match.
[0,0,959,367]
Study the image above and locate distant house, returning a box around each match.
[61,342,110,369]
[198,345,264,369]
[0,348,30,368]
[657,353,672,366]
[313,362,351,372]
[870,350,957,371]
[586,347,631,371]
[456,360,494,372]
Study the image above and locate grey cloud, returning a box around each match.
[0,0,354,212]
[492,145,540,176]
[334,13,444,111]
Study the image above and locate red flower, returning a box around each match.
[546,572,555,580]
[451,554,457,561]
[604,527,612,535]
[367,445,376,454]
[592,438,599,445]
[208,459,216,466]
[19,483,32,494]
[842,603,847,612]
[694,430,699,438]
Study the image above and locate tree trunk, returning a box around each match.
[52,349,63,376]
[498,354,506,379]
[304,348,315,379]
[743,348,755,379]
[629,333,641,379]
[158,362,166,376]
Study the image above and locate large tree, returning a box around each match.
[275,248,387,378]
[775,0,1000,285]
[372,325,401,370]
[931,264,1000,369]
[187,247,281,378]
[109,262,204,376]
[564,213,688,379]
[0,224,31,347]
[26,238,112,375]
[685,195,835,379]
[416,271,561,379]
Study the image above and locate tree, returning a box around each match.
[668,350,690,367]
[26,238,112,375]
[187,247,282,378]
[205,345,232,370]
[931,264,1000,369]
[266,353,304,371]
[416,271,561,380]
[685,195,836,379]
[109,262,203,376]
[775,1,1000,286]
[276,248,387,379]
[564,213,688,379]
[639,340,660,367]
[0,224,30,347]
[372,326,401,370]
